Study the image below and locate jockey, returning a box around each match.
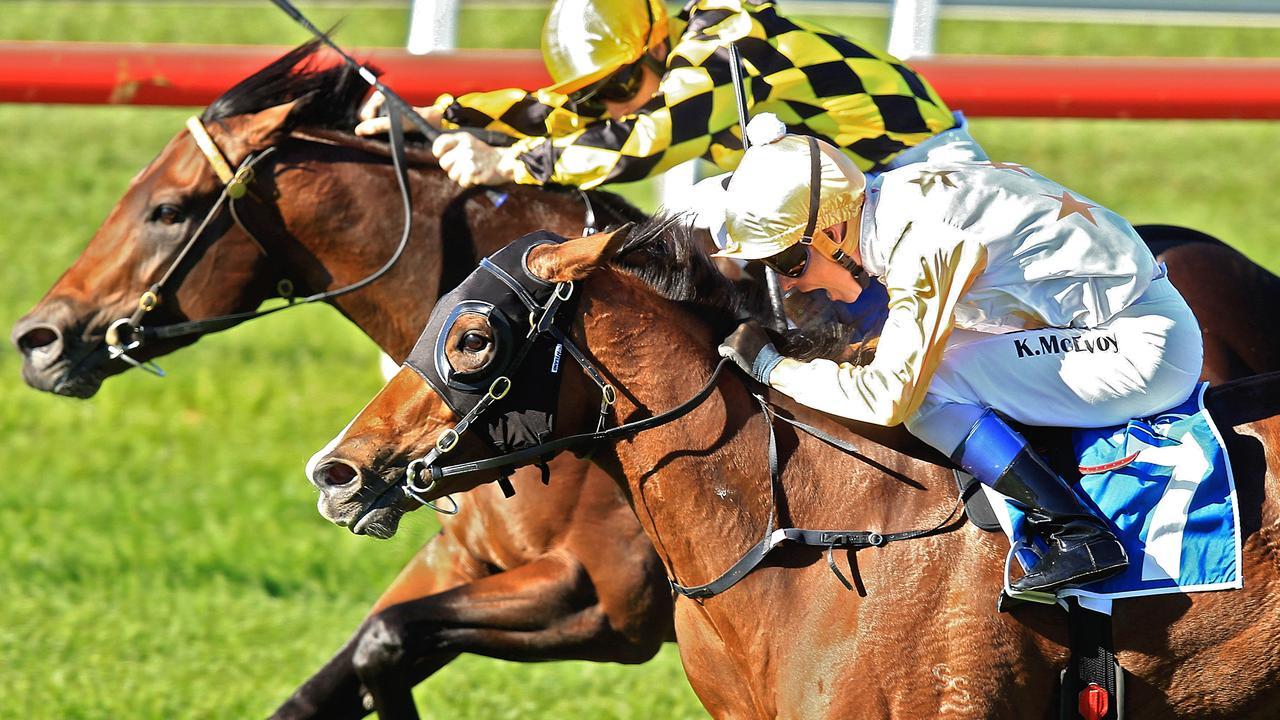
[714,117,1204,595]
[354,0,980,190]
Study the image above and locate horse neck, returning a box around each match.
[574,271,957,584]
[262,136,597,361]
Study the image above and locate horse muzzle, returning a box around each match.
[309,455,417,537]
[11,314,106,398]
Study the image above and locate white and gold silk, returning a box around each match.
[769,160,1157,426]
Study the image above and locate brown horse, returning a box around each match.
[9,44,668,719]
[310,221,1280,719]
[12,42,1280,719]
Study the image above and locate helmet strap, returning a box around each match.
[797,138,872,289]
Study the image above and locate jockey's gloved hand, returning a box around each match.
[354,92,444,136]
[431,133,517,188]
[719,321,783,384]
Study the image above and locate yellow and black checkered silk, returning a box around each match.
[432,0,955,189]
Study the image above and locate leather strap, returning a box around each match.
[186,117,236,184]
[139,105,416,343]
[799,137,822,245]
[669,395,963,600]
[424,358,733,485]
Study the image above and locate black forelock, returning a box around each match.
[201,38,370,130]
[611,212,769,336]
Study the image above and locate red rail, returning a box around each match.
[2,41,1279,120]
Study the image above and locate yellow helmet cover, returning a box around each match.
[542,0,670,96]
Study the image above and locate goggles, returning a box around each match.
[567,54,662,114]
[761,243,810,279]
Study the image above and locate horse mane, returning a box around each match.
[202,39,368,130]
[202,40,644,219]
[612,213,860,360]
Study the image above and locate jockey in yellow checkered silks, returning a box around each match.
[356,0,977,189]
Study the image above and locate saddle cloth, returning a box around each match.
[987,383,1242,600]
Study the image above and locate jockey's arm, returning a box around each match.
[502,62,735,188]
[431,88,599,139]
[768,227,988,426]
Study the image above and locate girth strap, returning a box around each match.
[1061,598,1124,720]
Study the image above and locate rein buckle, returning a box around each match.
[138,290,159,312]
[227,165,255,199]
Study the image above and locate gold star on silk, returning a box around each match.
[908,169,960,196]
[976,160,1031,176]
[1041,190,1100,226]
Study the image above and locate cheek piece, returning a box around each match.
[795,137,872,290]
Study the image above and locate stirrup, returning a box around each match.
[1000,539,1058,607]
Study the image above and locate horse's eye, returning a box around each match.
[149,204,184,226]
[461,330,491,353]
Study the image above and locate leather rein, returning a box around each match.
[99,110,418,376]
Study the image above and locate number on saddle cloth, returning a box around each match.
[990,383,1241,601]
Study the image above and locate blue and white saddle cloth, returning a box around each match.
[988,383,1242,601]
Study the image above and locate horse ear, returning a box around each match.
[527,224,633,282]
[242,97,306,148]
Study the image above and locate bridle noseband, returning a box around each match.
[100,110,418,376]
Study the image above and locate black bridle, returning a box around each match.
[97,0,523,378]
[98,108,418,377]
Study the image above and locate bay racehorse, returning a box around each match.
[7,43,668,719]
[12,42,1280,718]
[310,220,1280,719]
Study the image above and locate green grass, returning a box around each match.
[1,3,1278,718]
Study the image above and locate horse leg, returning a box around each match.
[354,551,645,719]
[269,529,484,720]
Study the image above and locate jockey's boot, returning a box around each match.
[954,410,1128,595]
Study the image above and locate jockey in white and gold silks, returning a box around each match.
[713,115,1204,596]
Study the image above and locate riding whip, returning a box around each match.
[728,42,789,330]
[267,0,514,147]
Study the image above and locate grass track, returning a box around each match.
[1,3,1277,718]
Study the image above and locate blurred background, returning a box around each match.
[2,1,1278,717]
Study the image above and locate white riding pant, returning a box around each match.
[906,276,1203,456]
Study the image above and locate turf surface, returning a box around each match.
[1,3,1277,718]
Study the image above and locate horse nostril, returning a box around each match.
[16,325,61,357]
[316,460,360,488]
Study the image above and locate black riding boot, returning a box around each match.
[996,448,1128,594]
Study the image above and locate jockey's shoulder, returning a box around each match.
[880,158,1063,196]
[678,0,767,37]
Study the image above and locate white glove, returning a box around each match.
[431,133,515,188]
[354,91,444,136]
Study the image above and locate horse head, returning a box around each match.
[10,41,373,397]
[306,215,816,538]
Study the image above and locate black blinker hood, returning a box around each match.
[404,230,572,455]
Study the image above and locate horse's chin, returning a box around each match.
[352,507,405,539]
[32,364,107,399]
[317,483,413,539]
